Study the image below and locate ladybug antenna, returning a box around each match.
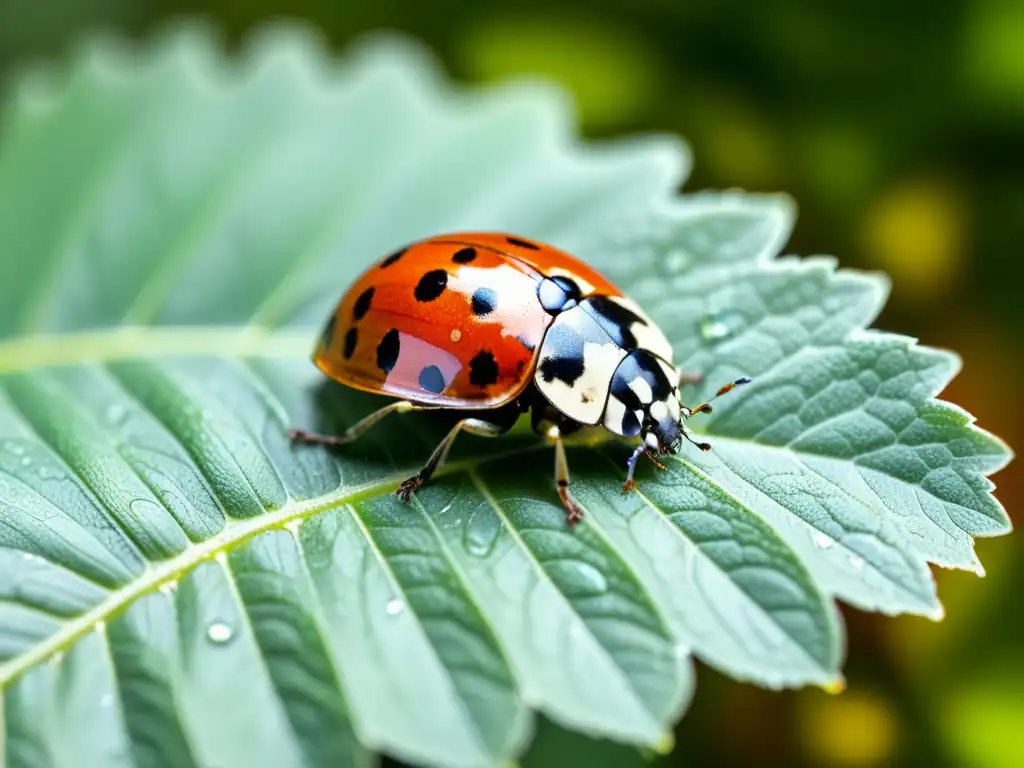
[685,376,752,418]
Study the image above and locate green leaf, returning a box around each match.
[0,19,1012,768]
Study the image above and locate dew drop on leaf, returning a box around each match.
[20,456,31,467]
[104,404,127,427]
[698,310,744,344]
[849,554,865,572]
[3,441,25,456]
[813,531,835,549]
[665,250,689,272]
[565,561,609,596]
[206,621,235,644]
[385,598,405,616]
[463,511,501,558]
[101,694,114,707]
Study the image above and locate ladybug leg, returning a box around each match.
[396,418,508,503]
[289,400,437,447]
[551,430,584,526]
[621,444,645,494]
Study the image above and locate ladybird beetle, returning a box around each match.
[290,232,749,525]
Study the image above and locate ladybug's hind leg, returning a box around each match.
[289,400,439,447]
[397,417,511,503]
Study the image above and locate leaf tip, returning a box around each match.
[651,731,676,755]
[820,675,847,695]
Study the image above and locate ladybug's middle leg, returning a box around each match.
[396,417,510,502]
[551,429,584,526]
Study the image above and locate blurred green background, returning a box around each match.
[1,1,1020,766]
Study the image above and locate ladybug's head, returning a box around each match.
[640,395,683,456]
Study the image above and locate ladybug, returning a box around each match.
[290,232,749,525]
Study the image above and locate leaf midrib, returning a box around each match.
[0,459,512,687]
[0,326,314,373]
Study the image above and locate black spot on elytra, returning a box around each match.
[507,236,540,250]
[352,287,374,321]
[537,323,585,385]
[452,247,477,264]
[376,329,400,373]
[414,269,448,302]
[380,248,406,268]
[585,296,646,349]
[471,287,497,316]
[418,365,446,394]
[469,350,499,388]
[537,276,581,314]
[343,328,358,359]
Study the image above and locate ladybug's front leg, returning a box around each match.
[621,444,645,494]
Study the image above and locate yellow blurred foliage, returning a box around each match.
[689,94,781,188]
[457,12,663,129]
[860,178,966,303]
[941,670,1024,768]
[962,0,1024,108]
[799,689,899,767]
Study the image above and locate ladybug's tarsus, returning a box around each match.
[396,475,423,503]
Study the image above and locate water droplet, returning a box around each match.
[813,532,834,549]
[20,456,32,467]
[100,693,114,707]
[674,642,689,660]
[206,621,234,644]
[463,512,501,558]
[569,562,608,595]
[698,310,745,345]
[665,251,689,272]
[104,404,127,427]
[849,554,865,572]
[385,599,405,616]
[158,580,178,596]
[4,441,25,456]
